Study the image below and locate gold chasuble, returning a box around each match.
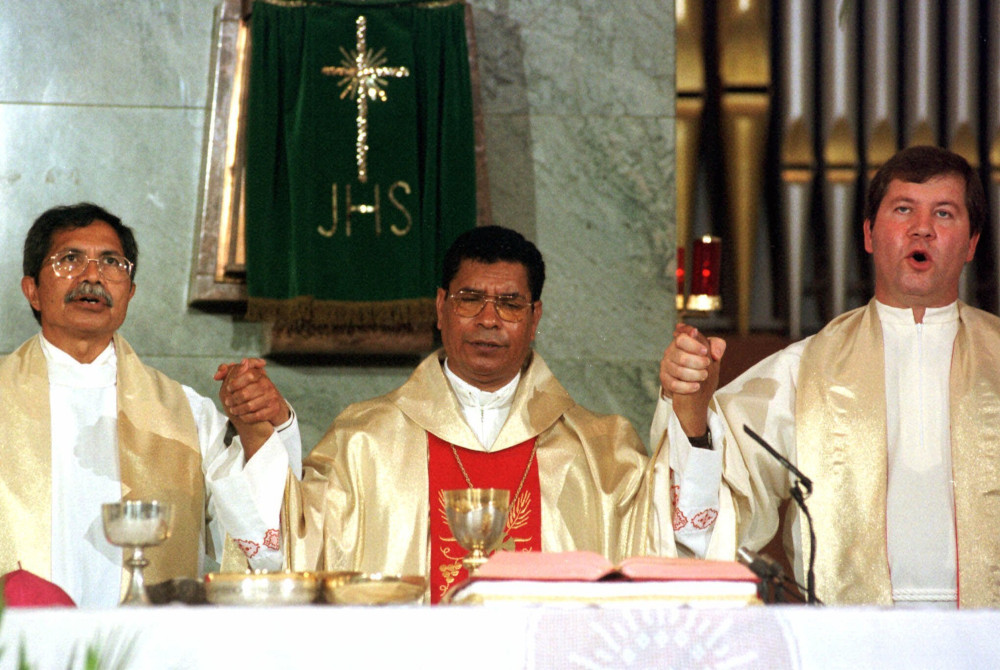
[284,350,655,600]
[0,335,204,592]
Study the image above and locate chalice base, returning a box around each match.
[121,551,152,606]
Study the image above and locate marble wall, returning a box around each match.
[0,0,676,452]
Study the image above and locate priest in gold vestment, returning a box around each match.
[0,203,302,608]
[285,226,668,602]
[656,146,1000,608]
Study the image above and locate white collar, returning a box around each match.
[875,300,958,326]
[39,334,116,388]
[443,360,520,411]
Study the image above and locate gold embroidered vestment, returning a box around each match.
[284,350,656,582]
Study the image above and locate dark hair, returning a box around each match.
[441,225,545,301]
[23,203,138,323]
[864,145,985,237]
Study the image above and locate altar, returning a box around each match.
[2,604,998,669]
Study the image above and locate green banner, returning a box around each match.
[244,0,477,331]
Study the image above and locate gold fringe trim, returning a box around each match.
[246,295,436,333]
[257,0,465,9]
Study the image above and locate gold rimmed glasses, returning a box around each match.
[448,290,534,322]
[49,251,134,282]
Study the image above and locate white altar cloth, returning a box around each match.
[1,604,998,669]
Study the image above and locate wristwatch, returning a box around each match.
[688,427,712,450]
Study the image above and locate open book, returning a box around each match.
[448,551,760,606]
[474,551,757,582]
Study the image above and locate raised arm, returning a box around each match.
[659,323,726,439]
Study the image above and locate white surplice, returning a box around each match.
[654,301,959,606]
[43,335,302,608]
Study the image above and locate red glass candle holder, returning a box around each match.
[675,245,686,311]
[686,235,722,312]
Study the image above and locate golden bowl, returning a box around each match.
[204,571,318,606]
[317,570,362,590]
[324,573,427,605]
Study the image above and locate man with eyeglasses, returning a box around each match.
[284,225,658,603]
[0,203,302,608]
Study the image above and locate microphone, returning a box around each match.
[741,424,821,605]
[737,546,783,580]
[738,546,812,604]
[742,425,812,493]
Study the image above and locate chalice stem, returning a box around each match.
[122,547,152,605]
[462,548,489,576]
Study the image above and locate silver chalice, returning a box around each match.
[442,488,509,576]
[102,500,174,606]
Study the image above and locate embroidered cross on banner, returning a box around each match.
[321,15,411,183]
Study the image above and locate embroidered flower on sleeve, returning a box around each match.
[263,528,280,550]
[692,508,718,530]
[672,507,688,531]
[234,538,260,558]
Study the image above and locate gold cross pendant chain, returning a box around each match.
[450,442,538,506]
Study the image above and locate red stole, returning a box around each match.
[427,433,542,603]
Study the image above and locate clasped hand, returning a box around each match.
[214,358,290,458]
[659,323,726,437]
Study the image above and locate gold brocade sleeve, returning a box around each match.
[713,352,804,563]
[284,396,433,577]
[535,407,654,562]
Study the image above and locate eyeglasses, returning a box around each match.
[49,251,134,283]
[448,290,534,322]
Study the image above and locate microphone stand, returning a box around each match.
[743,425,822,605]
[737,547,808,604]
[789,479,818,604]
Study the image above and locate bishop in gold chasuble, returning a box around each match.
[283,351,656,602]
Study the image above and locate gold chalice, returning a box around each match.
[102,500,174,606]
[442,488,509,576]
